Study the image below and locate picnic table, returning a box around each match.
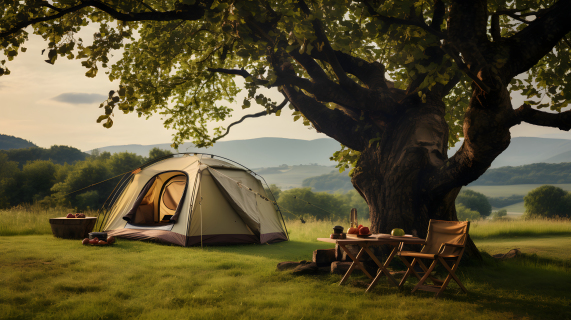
[317,234,425,292]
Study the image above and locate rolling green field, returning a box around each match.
[1,209,570,319]
[464,184,571,198]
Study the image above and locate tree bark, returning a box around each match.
[351,96,456,238]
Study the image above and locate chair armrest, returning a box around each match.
[437,242,465,254]
[442,242,464,248]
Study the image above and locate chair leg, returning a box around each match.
[417,259,443,286]
[438,257,468,293]
[412,259,437,294]
[398,257,418,287]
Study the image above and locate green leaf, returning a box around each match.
[85,67,98,78]
[96,115,108,123]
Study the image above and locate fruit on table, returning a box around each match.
[75,213,86,218]
[359,226,370,235]
[82,238,90,245]
[347,227,358,234]
[66,213,75,218]
[391,228,405,236]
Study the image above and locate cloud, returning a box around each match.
[51,92,107,105]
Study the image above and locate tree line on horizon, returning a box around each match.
[304,162,571,192]
[1,144,568,220]
[0,147,172,210]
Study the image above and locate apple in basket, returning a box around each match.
[359,226,370,235]
[66,213,75,218]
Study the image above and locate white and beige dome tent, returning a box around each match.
[94,154,288,246]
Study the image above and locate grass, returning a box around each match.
[1,210,571,319]
[470,218,571,239]
[0,204,98,236]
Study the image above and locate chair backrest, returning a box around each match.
[421,220,470,255]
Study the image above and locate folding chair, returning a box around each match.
[397,219,470,298]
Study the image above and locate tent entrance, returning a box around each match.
[123,171,188,226]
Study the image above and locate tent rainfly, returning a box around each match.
[95,154,288,246]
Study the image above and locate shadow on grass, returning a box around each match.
[203,240,335,262]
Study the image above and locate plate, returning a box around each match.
[357,233,372,238]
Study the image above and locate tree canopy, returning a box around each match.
[2,0,570,151]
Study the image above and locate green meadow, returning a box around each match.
[1,208,570,320]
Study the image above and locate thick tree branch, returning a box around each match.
[513,104,571,131]
[288,50,329,82]
[282,85,368,151]
[440,44,491,93]
[309,48,391,91]
[430,0,446,31]
[361,0,446,39]
[297,0,366,98]
[1,0,210,39]
[442,72,461,96]
[504,0,571,79]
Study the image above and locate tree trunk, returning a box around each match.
[351,97,482,259]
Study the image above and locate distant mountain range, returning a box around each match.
[0,134,37,150]
[87,138,342,169]
[449,137,571,168]
[90,136,571,169]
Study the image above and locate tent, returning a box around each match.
[95,154,288,246]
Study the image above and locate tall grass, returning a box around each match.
[0,204,98,236]
[470,217,571,239]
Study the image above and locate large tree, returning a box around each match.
[2,0,571,244]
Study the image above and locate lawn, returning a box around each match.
[1,210,570,320]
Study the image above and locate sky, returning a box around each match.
[1,31,570,152]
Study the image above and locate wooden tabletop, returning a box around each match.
[50,217,97,220]
[317,234,425,245]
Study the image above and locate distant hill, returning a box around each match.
[88,138,342,169]
[543,150,571,163]
[0,134,37,150]
[1,145,89,168]
[470,162,571,185]
[253,164,336,189]
[302,171,352,192]
[449,137,571,168]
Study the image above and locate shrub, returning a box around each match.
[492,209,508,220]
[524,185,571,218]
[456,189,492,217]
[456,203,481,221]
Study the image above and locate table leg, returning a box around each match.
[365,246,399,292]
[338,244,373,285]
